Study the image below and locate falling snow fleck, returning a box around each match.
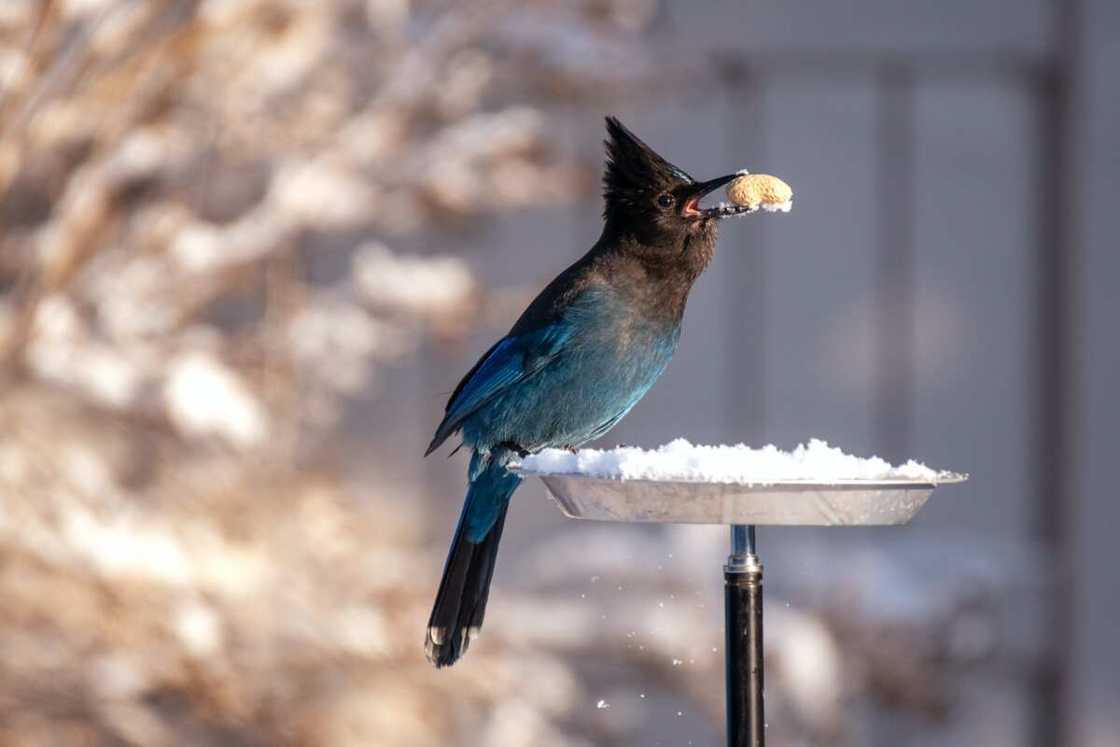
[596,700,610,710]
[672,658,682,666]
[639,693,646,699]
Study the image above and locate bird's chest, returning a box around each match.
[606,314,677,369]
[468,283,682,452]
[573,302,680,392]
[599,279,682,356]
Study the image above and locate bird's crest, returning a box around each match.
[603,116,693,212]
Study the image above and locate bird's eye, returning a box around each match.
[657,194,675,208]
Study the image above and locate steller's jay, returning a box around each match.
[424,116,757,667]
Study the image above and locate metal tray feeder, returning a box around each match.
[515,465,968,747]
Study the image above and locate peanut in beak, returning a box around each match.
[726,173,793,213]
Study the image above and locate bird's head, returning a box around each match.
[602,116,750,247]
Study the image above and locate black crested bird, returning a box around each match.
[424,116,758,666]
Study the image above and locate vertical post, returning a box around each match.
[725,524,764,747]
[874,60,915,464]
[1033,4,1078,744]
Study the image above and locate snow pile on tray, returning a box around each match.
[519,438,951,483]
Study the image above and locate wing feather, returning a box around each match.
[425,322,573,455]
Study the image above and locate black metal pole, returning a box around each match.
[725,525,764,747]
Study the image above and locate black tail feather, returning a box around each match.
[425,501,511,667]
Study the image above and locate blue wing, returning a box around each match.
[425,321,574,455]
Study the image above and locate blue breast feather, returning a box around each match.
[431,285,680,458]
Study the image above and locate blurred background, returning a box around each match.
[0,0,1116,745]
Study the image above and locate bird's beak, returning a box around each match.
[681,173,756,220]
